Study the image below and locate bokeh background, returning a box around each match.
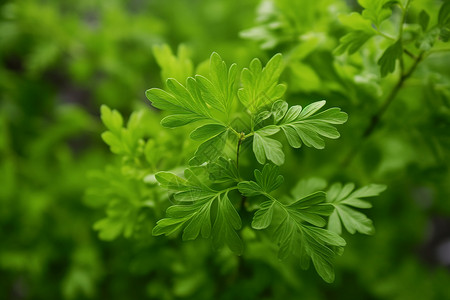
[1,0,449,299]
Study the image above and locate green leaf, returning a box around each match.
[415,27,440,51]
[212,193,243,254]
[254,164,284,193]
[146,78,212,128]
[153,170,242,254]
[100,105,123,136]
[238,54,286,112]
[279,101,348,150]
[252,201,275,230]
[327,183,386,235]
[237,181,263,197]
[253,126,284,165]
[155,172,190,192]
[207,157,240,183]
[196,52,237,113]
[291,177,328,200]
[358,0,396,27]
[252,191,345,283]
[153,44,193,82]
[302,226,345,283]
[287,192,334,227]
[335,30,376,55]
[101,131,124,154]
[378,40,403,77]
[438,1,450,42]
[190,124,227,141]
[271,100,288,123]
[189,130,228,166]
[418,10,430,31]
[238,163,284,196]
[153,197,214,239]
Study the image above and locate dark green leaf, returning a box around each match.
[378,40,403,77]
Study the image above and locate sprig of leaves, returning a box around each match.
[238,165,346,282]
[252,100,348,165]
[152,169,243,254]
[327,183,387,235]
[336,0,450,78]
[238,53,286,113]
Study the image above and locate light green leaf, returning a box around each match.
[212,193,243,254]
[153,170,242,254]
[189,130,228,166]
[271,100,288,123]
[253,128,284,165]
[153,44,193,82]
[327,183,386,235]
[207,157,240,183]
[190,124,227,141]
[100,105,123,136]
[196,52,237,113]
[279,101,348,150]
[335,30,376,55]
[155,172,189,192]
[358,0,396,27]
[238,53,286,112]
[146,77,214,128]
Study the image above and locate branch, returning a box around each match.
[363,51,424,138]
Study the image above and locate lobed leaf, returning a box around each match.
[238,53,286,112]
[327,183,386,235]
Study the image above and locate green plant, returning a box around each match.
[92,49,386,283]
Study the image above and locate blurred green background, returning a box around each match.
[1,0,449,299]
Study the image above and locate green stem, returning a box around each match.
[342,49,425,167]
[362,51,424,138]
[425,48,450,57]
[236,133,244,169]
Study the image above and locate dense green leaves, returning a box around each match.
[327,183,387,235]
[250,192,345,283]
[153,170,243,254]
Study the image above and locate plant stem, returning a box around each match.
[363,51,424,138]
[342,51,425,167]
[236,132,245,169]
[236,138,242,169]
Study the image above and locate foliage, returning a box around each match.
[1,0,450,299]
